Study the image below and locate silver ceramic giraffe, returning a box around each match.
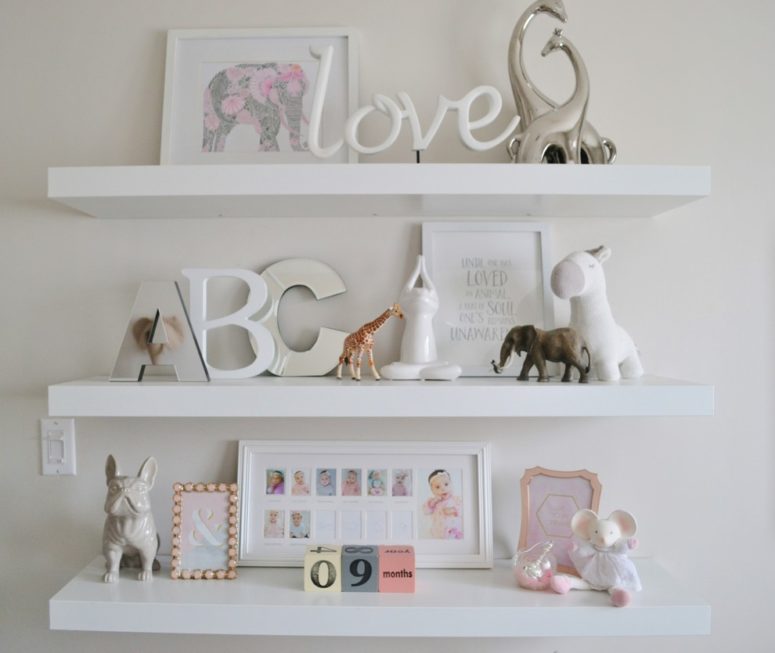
[512,29,588,164]
[508,0,568,126]
[507,0,616,164]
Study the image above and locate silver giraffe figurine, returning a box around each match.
[507,0,616,164]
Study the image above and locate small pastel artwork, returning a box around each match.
[266,469,285,495]
[391,469,412,497]
[264,510,285,539]
[367,469,387,496]
[316,468,337,496]
[289,510,310,539]
[342,469,362,497]
[172,482,238,580]
[291,468,311,496]
[418,469,464,540]
[201,62,314,154]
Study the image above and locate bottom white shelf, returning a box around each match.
[50,557,710,638]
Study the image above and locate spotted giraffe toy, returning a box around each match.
[337,304,404,381]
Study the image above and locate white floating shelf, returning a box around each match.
[47,163,710,219]
[50,557,709,637]
[48,375,714,418]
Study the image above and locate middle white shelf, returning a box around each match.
[48,375,714,418]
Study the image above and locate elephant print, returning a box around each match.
[202,63,310,153]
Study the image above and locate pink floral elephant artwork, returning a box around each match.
[202,63,310,153]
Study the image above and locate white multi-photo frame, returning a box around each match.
[238,441,492,568]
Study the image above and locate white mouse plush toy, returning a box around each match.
[549,508,641,607]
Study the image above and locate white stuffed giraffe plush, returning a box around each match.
[549,509,641,607]
[550,246,643,381]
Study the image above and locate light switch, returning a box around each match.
[40,418,76,476]
[48,437,65,462]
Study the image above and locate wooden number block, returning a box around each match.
[304,545,342,592]
[378,545,415,593]
[342,545,379,592]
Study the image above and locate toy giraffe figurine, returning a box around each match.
[337,304,404,381]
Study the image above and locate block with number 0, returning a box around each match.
[341,545,379,592]
[304,545,342,592]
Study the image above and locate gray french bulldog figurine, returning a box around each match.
[102,455,160,583]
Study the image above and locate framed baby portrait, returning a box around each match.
[238,440,492,568]
[160,28,358,164]
[422,221,554,376]
[170,482,239,580]
[518,467,602,574]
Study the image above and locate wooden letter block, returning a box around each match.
[304,545,342,592]
[378,545,415,593]
[342,545,379,592]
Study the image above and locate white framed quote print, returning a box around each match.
[237,440,492,568]
[422,221,555,376]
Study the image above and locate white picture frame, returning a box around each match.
[237,440,492,568]
[422,221,555,376]
[161,28,358,164]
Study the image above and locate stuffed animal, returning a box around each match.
[551,246,643,381]
[549,508,641,607]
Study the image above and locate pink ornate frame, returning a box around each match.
[518,467,602,574]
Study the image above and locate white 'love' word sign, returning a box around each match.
[308,46,520,157]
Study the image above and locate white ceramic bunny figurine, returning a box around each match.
[102,455,160,583]
[549,508,641,607]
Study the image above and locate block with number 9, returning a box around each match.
[342,545,379,592]
[304,545,342,592]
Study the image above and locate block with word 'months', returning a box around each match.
[341,545,379,592]
[378,545,415,593]
[304,545,342,592]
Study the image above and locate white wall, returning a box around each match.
[1,0,773,651]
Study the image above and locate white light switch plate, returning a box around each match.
[40,418,76,475]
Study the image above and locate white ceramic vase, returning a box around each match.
[381,255,461,381]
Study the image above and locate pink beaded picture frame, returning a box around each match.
[171,482,239,580]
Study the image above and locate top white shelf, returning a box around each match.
[47,163,710,219]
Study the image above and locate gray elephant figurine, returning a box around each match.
[202,63,309,153]
[491,325,590,383]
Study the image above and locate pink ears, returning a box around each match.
[570,509,599,539]
[608,510,637,538]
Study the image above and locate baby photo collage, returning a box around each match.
[260,466,464,545]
